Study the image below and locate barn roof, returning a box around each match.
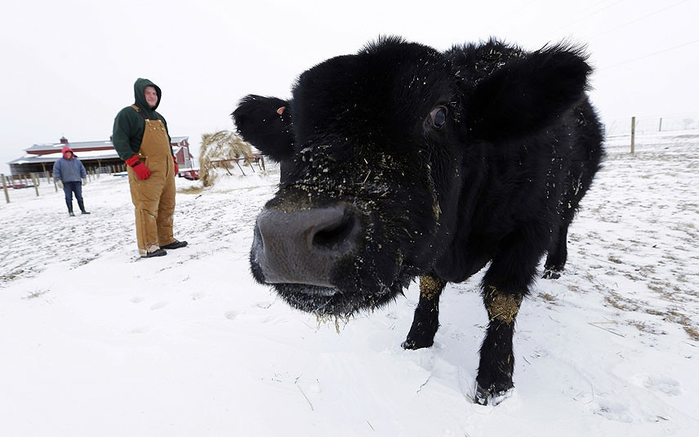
[7,136,189,167]
[23,136,189,155]
[9,149,122,165]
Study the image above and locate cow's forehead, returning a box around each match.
[294,47,451,103]
[291,44,456,144]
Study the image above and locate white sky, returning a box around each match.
[1,0,697,174]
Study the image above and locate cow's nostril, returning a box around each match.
[253,204,361,286]
[312,213,356,250]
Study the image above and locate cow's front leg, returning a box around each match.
[475,285,524,405]
[402,275,447,350]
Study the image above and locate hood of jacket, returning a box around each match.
[134,78,162,116]
[62,146,74,159]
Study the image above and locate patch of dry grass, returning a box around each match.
[604,291,699,342]
[178,185,206,195]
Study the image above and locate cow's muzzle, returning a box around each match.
[252,204,362,288]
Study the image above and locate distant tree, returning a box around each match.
[199,130,254,186]
[682,118,695,130]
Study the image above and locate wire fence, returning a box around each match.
[605,113,699,137]
[1,169,102,204]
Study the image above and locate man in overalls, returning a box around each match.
[112,78,188,258]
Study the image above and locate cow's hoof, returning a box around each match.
[542,269,561,280]
[401,338,433,350]
[475,382,514,406]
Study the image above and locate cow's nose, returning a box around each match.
[253,205,361,287]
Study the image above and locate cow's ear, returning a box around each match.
[467,45,591,141]
[232,95,295,162]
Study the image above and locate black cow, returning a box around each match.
[232,37,604,405]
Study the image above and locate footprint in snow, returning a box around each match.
[150,301,169,310]
[593,398,633,423]
[130,296,145,304]
[644,375,681,396]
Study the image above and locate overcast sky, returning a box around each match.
[1,0,697,174]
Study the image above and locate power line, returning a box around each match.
[601,38,699,69]
[574,0,618,18]
[588,0,691,39]
[502,0,540,20]
[554,0,626,33]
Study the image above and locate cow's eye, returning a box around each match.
[428,106,447,129]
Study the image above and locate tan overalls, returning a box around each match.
[128,106,176,256]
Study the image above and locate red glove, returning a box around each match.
[172,156,179,175]
[125,155,151,180]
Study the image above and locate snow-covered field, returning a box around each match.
[1,131,698,437]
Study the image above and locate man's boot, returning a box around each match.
[78,200,90,215]
[68,204,75,217]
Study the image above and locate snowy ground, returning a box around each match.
[1,131,698,437]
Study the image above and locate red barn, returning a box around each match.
[8,136,195,177]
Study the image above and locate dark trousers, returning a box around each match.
[63,181,85,212]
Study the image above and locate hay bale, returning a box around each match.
[199,130,254,187]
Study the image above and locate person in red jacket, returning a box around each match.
[53,146,90,217]
[112,78,187,258]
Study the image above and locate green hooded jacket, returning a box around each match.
[112,78,173,161]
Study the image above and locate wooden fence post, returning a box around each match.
[1,174,9,203]
[630,116,636,155]
[32,174,39,196]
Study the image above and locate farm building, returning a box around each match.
[7,136,195,177]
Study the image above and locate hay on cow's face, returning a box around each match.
[199,130,254,186]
